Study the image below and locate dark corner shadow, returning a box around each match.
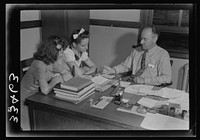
[177,63,189,91]
[110,32,138,67]
[177,64,186,90]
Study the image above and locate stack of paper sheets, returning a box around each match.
[137,97,168,108]
[140,113,189,130]
[91,75,118,92]
[124,85,154,95]
[124,84,189,111]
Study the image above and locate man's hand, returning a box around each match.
[122,76,133,82]
[101,66,115,75]
[133,76,145,84]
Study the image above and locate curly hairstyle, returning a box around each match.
[33,35,68,65]
[69,28,90,45]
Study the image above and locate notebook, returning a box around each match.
[54,83,95,96]
[60,76,93,92]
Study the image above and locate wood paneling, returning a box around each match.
[90,19,141,29]
[20,20,41,29]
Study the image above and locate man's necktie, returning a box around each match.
[133,50,148,77]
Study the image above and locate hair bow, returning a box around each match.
[73,28,85,39]
[56,44,62,49]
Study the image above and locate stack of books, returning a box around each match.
[53,76,95,104]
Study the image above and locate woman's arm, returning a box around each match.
[39,75,62,95]
[52,60,73,82]
[36,62,63,95]
[67,61,86,76]
[83,58,97,75]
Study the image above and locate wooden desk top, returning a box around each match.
[25,86,145,130]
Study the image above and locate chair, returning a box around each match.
[20,57,34,80]
[181,63,189,92]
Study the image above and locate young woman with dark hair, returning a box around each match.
[20,35,70,130]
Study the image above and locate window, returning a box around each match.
[144,10,189,59]
[147,10,189,34]
[153,10,189,28]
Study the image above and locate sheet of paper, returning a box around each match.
[137,97,168,108]
[167,93,189,111]
[157,87,187,98]
[140,113,189,130]
[92,96,113,109]
[81,74,93,80]
[101,74,115,79]
[117,105,146,117]
[119,81,131,88]
[91,75,109,85]
[124,85,183,98]
[124,84,154,95]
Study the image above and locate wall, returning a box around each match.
[90,10,140,21]
[90,25,138,68]
[20,10,41,61]
[89,10,140,68]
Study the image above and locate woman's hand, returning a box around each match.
[62,72,73,82]
[52,73,64,83]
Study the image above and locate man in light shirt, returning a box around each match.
[102,25,172,86]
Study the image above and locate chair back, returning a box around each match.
[20,57,34,80]
[181,63,189,92]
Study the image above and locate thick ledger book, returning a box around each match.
[60,76,93,92]
[54,87,95,98]
[54,88,95,104]
[53,83,95,96]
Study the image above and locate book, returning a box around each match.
[60,76,93,92]
[54,87,95,99]
[53,83,95,96]
[54,88,95,104]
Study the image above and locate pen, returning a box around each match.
[72,65,75,77]
[145,95,169,101]
[94,97,103,105]
[95,68,98,74]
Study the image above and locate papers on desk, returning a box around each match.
[117,105,146,117]
[124,85,189,112]
[124,84,188,99]
[91,75,109,85]
[92,96,113,109]
[156,87,187,99]
[101,73,116,79]
[124,84,154,95]
[137,97,168,108]
[167,93,189,111]
[140,112,189,130]
[91,75,118,92]
[119,81,131,88]
[81,74,93,80]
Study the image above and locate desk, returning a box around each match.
[25,86,145,130]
